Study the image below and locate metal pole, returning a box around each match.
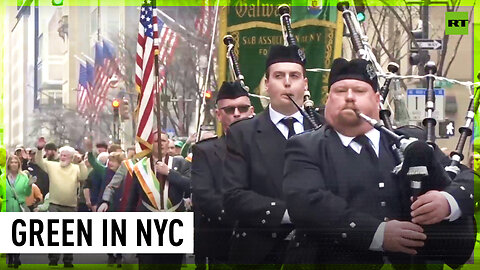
[34,1,39,109]
[153,0,163,159]
[162,68,168,129]
[419,3,429,78]
[97,0,101,42]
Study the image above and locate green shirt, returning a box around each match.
[4,172,32,212]
[0,173,6,212]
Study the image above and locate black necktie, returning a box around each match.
[280,117,297,139]
[353,135,378,161]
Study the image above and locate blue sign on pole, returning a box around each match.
[407,88,445,121]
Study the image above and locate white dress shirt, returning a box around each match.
[269,106,304,139]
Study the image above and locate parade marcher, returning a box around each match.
[96,142,108,154]
[192,81,254,269]
[3,155,35,268]
[180,133,196,158]
[26,148,50,197]
[283,58,475,268]
[84,140,126,266]
[96,155,139,213]
[4,155,34,212]
[83,151,109,212]
[222,44,319,267]
[173,141,184,156]
[44,142,59,161]
[14,145,29,171]
[25,183,43,212]
[125,131,191,270]
[126,146,136,160]
[35,137,89,267]
[168,139,176,156]
[108,144,123,154]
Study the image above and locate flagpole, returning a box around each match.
[195,0,221,142]
[153,0,163,160]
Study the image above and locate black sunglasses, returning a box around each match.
[220,105,251,115]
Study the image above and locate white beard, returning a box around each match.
[60,161,70,168]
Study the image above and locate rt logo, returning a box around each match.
[445,12,468,35]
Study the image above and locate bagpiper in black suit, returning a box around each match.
[283,58,475,269]
[125,131,191,270]
[223,45,321,267]
[192,81,254,268]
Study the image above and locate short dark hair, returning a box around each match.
[45,142,58,151]
[96,142,108,149]
[108,144,122,154]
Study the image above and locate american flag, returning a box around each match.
[86,61,95,118]
[95,40,119,118]
[91,40,119,121]
[77,62,89,115]
[135,2,178,157]
[195,1,215,38]
[157,17,178,67]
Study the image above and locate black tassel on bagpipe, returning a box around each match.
[223,35,249,92]
[278,4,321,129]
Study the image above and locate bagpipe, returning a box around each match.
[337,1,405,163]
[223,35,250,93]
[338,1,476,266]
[444,77,480,178]
[223,33,321,129]
[277,4,322,129]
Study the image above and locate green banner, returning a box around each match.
[221,0,341,112]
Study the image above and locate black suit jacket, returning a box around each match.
[283,125,475,267]
[191,136,234,261]
[223,108,316,264]
[125,156,191,212]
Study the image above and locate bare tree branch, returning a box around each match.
[367,6,395,62]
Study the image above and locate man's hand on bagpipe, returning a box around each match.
[411,190,451,225]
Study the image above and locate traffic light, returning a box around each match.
[354,0,366,22]
[409,50,430,66]
[409,25,430,67]
[204,89,212,99]
[120,98,130,121]
[51,0,63,6]
[112,99,120,122]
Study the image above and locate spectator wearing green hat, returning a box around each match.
[173,140,185,156]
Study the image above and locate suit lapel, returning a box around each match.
[213,137,226,163]
[256,110,287,196]
[213,137,225,188]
